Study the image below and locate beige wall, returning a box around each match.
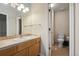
[23,4,49,56]
[22,4,42,35]
[54,10,69,42]
[75,3,79,55]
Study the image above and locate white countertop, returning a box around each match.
[0,35,40,50]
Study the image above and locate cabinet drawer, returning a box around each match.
[0,46,16,56]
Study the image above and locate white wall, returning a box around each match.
[0,4,20,36]
[23,4,49,56]
[54,10,69,42]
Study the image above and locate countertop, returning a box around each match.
[0,35,40,51]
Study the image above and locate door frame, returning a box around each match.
[48,3,75,56]
[69,3,75,56]
[16,16,22,35]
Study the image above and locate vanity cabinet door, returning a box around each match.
[16,40,34,52]
[0,46,16,56]
[15,48,28,56]
[29,43,40,56]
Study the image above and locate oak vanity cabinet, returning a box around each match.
[15,40,32,56]
[29,38,40,56]
[29,43,40,56]
[0,46,16,56]
[15,38,41,56]
[15,48,28,56]
[0,37,41,56]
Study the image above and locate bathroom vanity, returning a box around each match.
[0,35,41,56]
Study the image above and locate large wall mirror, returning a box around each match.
[0,14,6,36]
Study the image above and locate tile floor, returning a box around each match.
[51,45,69,56]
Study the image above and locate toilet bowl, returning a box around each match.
[57,33,64,48]
[66,36,69,41]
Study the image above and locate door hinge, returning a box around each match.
[49,28,51,31]
[49,47,50,50]
[49,9,51,12]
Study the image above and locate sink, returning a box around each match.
[22,36,32,39]
[22,35,35,39]
[13,38,20,40]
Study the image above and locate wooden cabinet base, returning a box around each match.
[0,37,41,56]
[29,43,40,56]
[15,48,28,56]
[0,46,16,56]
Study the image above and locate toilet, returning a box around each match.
[57,33,64,48]
[66,36,69,41]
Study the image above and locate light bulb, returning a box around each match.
[25,7,29,12]
[23,7,29,13]
[17,6,21,11]
[23,9,26,13]
[20,4,24,9]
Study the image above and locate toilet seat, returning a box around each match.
[57,33,64,48]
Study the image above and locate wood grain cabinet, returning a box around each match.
[0,46,16,56]
[29,43,40,56]
[15,48,28,56]
[29,38,40,56]
[0,37,41,56]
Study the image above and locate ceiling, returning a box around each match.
[51,3,69,12]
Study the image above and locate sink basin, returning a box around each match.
[13,38,20,40]
[22,35,35,39]
[22,36,32,39]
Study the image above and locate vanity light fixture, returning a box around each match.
[11,3,19,8]
[17,6,22,11]
[23,7,29,13]
[3,3,29,13]
[20,4,24,9]
[23,9,26,13]
[17,4,25,11]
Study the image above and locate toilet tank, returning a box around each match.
[58,33,64,39]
